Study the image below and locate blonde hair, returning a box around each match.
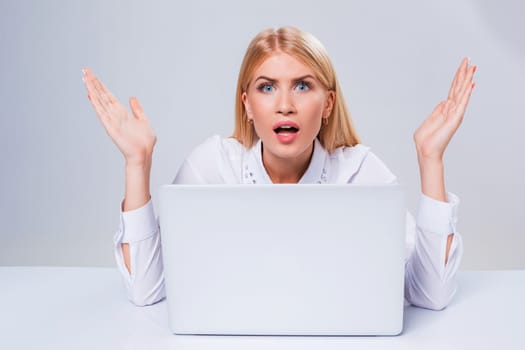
[231,26,360,153]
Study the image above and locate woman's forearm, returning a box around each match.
[123,158,152,211]
[417,156,446,202]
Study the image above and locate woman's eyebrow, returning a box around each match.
[254,75,276,83]
[292,74,316,82]
[254,74,316,83]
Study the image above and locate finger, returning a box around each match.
[448,58,465,100]
[86,86,113,131]
[447,63,462,100]
[91,97,112,128]
[83,68,118,111]
[457,64,476,103]
[440,99,458,126]
[83,72,110,116]
[82,69,118,132]
[129,97,146,120]
[448,57,469,100]
[430,101,446,120]
[86,77,110,115]
[457,57,470,93]
[444,98,468,132]
[81,68,88,91]
[455,80,475,122]
[83,67,94,78]
[422,101,446,136]
[83,68,110,113]
[417,101,447,140]
[82,68,94,97]
[92,77,117,107]
[82,67,102,97]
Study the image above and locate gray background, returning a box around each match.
[1,0,523,269]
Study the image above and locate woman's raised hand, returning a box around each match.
[82,68,157,166]
[414,58,476,162]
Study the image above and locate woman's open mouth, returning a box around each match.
[273,121,300,143]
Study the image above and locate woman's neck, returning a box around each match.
[261,143,314,184]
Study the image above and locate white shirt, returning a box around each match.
[114,135,462,310]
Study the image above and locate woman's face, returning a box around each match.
[242,52,334,163]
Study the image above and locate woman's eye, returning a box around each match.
[258,83,274,93]
[295,81,310,91]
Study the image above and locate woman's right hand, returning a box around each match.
[82,68,157,166]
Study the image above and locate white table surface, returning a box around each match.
[1,267,524,349]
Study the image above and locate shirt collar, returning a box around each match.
[242,138,329,184]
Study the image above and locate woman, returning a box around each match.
[82,27,476,310]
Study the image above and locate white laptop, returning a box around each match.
[158,184,406,336]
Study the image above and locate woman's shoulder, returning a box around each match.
[188,135,244,160]
[329,143,397,184]
[173,135,244,184]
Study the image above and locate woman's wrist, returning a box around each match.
[125,149,153,168]
[123,158,152,212]
[125,158,151,173]
[417,155,447,202]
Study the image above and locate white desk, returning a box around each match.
[1,267,523,349]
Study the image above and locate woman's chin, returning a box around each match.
[262,137,313,161]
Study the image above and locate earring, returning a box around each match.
[322,118,328,126]
[248,119,254,124]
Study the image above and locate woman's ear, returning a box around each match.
[242,92,252,120]
[324,91,335,118]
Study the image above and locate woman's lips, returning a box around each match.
[273,121,300,144]
[275,131,299,143]
[272,120,300,132]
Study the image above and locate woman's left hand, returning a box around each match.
[414,57,476,162]
[414,58,476,261]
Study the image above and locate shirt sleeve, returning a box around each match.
[346,149,463,310]
[113,136,234,307]
[404,192,463,310]
[113,199,166,306]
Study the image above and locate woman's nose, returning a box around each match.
[276,91,296,116]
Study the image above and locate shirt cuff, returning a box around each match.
[119,199,158,243]
[416,192,459,235]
